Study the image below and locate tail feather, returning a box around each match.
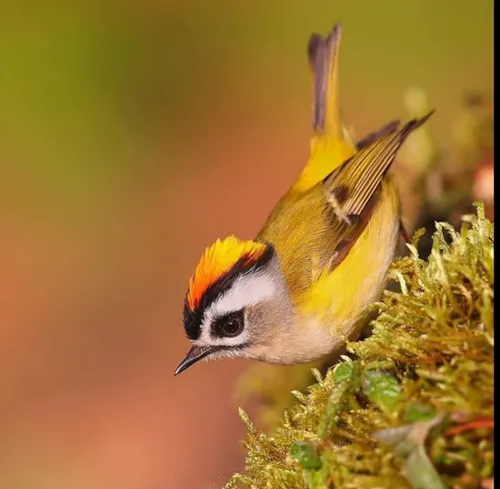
[308,24,343,138]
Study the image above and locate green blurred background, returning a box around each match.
[0,1,493,488]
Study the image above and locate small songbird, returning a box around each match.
[175,23,432,375]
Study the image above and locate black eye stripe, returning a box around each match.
[183,244,274,341]
[183,259,246,340]
[211,310,245,339]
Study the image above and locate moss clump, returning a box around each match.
[224,203,494,489]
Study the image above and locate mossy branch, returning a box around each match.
[224,203,494,489]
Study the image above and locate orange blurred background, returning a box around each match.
[0,1,493,488]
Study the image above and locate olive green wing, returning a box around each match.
[318,111,434,272]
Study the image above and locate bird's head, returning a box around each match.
[174,236,292,375]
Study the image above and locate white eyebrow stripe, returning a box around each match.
[211,273,276,316]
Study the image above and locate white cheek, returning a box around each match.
[197,272,276,346]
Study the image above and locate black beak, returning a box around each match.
[174,345,218,376]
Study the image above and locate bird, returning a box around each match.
[174,23,433,375]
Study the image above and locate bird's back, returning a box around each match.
[258,157,399,308]
[257,181,335,299]
[257,108,433,331]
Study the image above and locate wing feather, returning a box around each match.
[319,111,434,272]
[324,112,434,218]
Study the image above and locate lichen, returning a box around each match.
[223,203,494,489]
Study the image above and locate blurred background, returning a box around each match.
[0,1,493,488]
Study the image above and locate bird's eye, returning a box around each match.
[222,318,242,337]
[212,310,244,338]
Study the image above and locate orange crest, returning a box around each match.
[186,236,268,310]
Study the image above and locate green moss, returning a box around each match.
[224,203,494,489]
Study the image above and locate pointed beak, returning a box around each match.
[174,345,218,376]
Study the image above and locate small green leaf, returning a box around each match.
[302,468,328,489]
[404,403,437,423]
[363,371,401,413]
[317,361,358,438]
[290,441,322,471]
[333,361,355,383]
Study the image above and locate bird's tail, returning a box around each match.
[308,23,343,139]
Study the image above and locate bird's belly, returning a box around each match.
[299,316,357,362]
